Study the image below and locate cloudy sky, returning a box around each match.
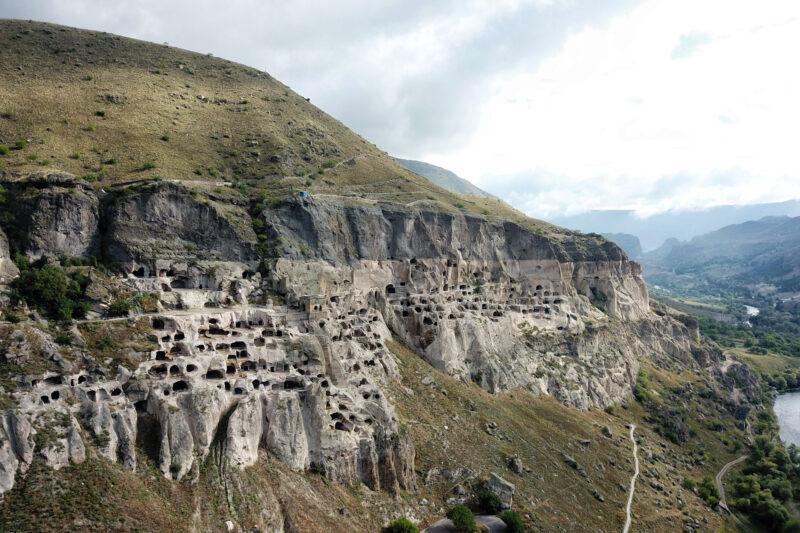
[3,0,799,219]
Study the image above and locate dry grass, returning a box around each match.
[0,19,571,239]
[386,340,745,532]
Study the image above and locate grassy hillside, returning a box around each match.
[0,19,576,238]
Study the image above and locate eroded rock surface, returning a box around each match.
[0,176,753,500]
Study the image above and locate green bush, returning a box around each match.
[382,517,419,533]
[0,145,10,155]
[3,310,21,323]
[13,140,26,150]
[108,299,131,317]
[633,369,650,403]
[477,488,503,514]
[95,110,106,117]
[54,332,74,345]
[141,160,156,170]
[499,510,525,533]
[698,475,719,507]
[682,478,696,490]
[13,264,71,319]
[446,504,476,533]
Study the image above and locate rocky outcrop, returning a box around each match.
[0,177,746,501]
[0,228,18,282]
[103,182,257,266]
[0,175,256,266]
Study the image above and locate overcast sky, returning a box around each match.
[3,0,799,219]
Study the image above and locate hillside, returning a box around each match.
[643,216,800,294]
[394,158,494,198]
[552,200,800,251]
[0,19,559,235]
[601,233,642,260]
[0,19,778,533]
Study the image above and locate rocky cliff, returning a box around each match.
[0,173,755,507]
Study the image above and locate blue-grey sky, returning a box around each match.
[2,1,799,219]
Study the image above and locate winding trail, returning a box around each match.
[623,424,639,533]
[716,454,752,532]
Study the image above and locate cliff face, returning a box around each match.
[0,175,752,505]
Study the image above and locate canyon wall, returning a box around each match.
[0,175,748,499]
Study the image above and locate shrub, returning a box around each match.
[108,299,131,317]
[382,517,419,533]
[82,74,93,81]
[4,310,21,323]
[498,510,524,533]
[0,145,9,155]
[446,505,476,533]
[95,110,106,117]
[83,124,95,131]
[54,332,74,345]
[633,369,649,403]
[69,152,81,160]
[322,160,336,169]
[141,160,156,170]
[14,264,68,317]
[160,134,170,141]
[682,477,697,490]
[13,140,26,150]
[307,462,324,475]
[698,475,720,507]
[455,202,465,209]
[477,488,503,514]
[27,153,38,161]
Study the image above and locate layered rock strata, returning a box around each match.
[0,175,752,499]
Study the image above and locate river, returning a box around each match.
[774,391,800,447]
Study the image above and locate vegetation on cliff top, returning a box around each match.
[0,19,621,256]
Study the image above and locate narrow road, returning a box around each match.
[716,454,752,532]
[623,424,639,533]
[422,515,506,533]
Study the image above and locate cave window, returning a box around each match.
[206,369,224,379]
[172,381,189,392]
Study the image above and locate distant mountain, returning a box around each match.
[602,233,642,259]
[550,200,800,251]
[642,216,800,293]
[394,158,494,198]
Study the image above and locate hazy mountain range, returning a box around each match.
[394,158,495,198]
[551,200,800,251]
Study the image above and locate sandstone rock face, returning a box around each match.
[104,182,257,265]
[0,178,742,500]
[0,228,19,282]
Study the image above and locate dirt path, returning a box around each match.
[623,424,639,533]
[716,454,752,532]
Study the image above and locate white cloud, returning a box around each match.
[2,0,799,219]
[429,0,800,217]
